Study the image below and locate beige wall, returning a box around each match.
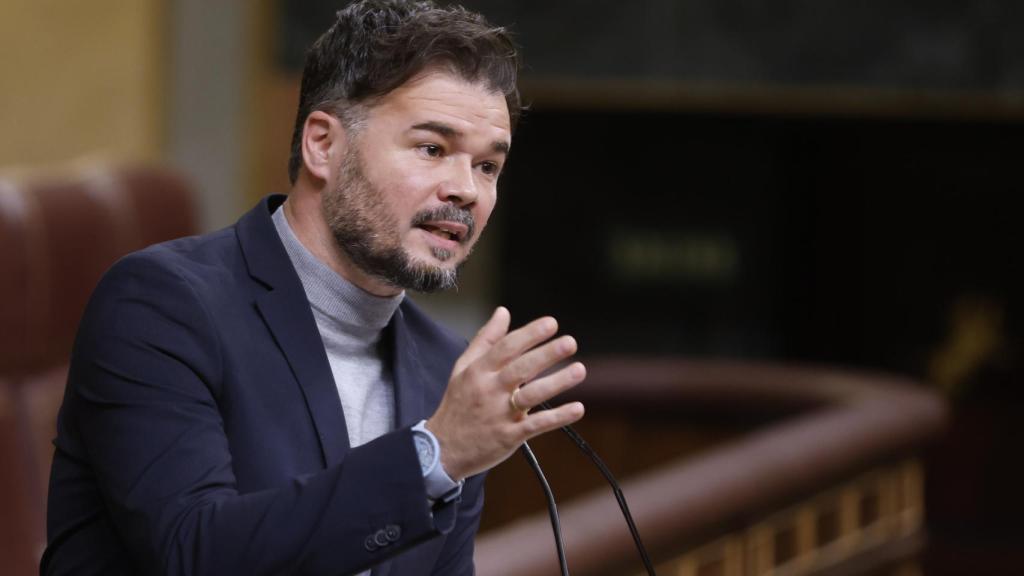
[0,0,165,170]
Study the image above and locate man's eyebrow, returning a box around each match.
[410,121,510,156]
[411,121,459,138]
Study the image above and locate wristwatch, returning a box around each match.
[411,420,463,503]
[412,420,440,474]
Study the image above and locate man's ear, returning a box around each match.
[301,110,348,184]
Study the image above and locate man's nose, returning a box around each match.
[437,158,477,207]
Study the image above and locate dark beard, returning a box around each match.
[321,147,475,293]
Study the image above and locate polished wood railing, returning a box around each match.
[476,357,946,576]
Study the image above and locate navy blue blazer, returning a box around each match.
[43,195,484,575]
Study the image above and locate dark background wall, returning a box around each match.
[461,0,1024,90]
[284,1,1024,91]
[499,110,1021,371]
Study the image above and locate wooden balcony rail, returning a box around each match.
[475,357,947,576]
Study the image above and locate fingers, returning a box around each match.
[458,310,565,380]
[513,361,586,410]
[455,306,511,372]
[482,315,559,371]
[498,335,577,389]
[520,401,585,438]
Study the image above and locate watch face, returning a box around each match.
[415,434,435,469]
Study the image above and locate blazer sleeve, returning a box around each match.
[427,472,485,575]
[64,252,457,575]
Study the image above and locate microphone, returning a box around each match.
[537,401,658,576]
[520,442,569,576]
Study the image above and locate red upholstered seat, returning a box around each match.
[0,165,196,575]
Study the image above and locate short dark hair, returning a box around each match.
[287,0,521,184]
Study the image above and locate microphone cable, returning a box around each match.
[520,441,570,576]
[538,402,658,576]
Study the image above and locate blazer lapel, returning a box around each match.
[238,196,351,467]
[255,290,350,466]
[367,306,434,576]
[388,305,427,429]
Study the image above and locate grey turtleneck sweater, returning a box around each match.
[272,206,403,448]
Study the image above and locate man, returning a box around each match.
[42,1,585,574]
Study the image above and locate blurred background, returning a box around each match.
[1,1,1020,574]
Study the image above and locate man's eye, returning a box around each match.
[479,161,500,176]
[420,144,443,157]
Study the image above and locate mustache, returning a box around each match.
[412,204,476,244]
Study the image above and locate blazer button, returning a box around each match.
[374,529,390,547]
[385,524,401,542]
[364,535,379,552]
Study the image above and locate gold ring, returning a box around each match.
[509,387,527,414]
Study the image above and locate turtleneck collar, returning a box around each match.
[271,202,403,333]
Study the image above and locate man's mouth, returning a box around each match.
[412,204,475,248]
[417,222,467,243]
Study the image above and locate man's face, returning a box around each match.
[322,70,511,293]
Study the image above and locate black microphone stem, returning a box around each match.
[539,402,658,576]
[520,441,570,576]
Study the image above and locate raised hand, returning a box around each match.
[426,307,586,480]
